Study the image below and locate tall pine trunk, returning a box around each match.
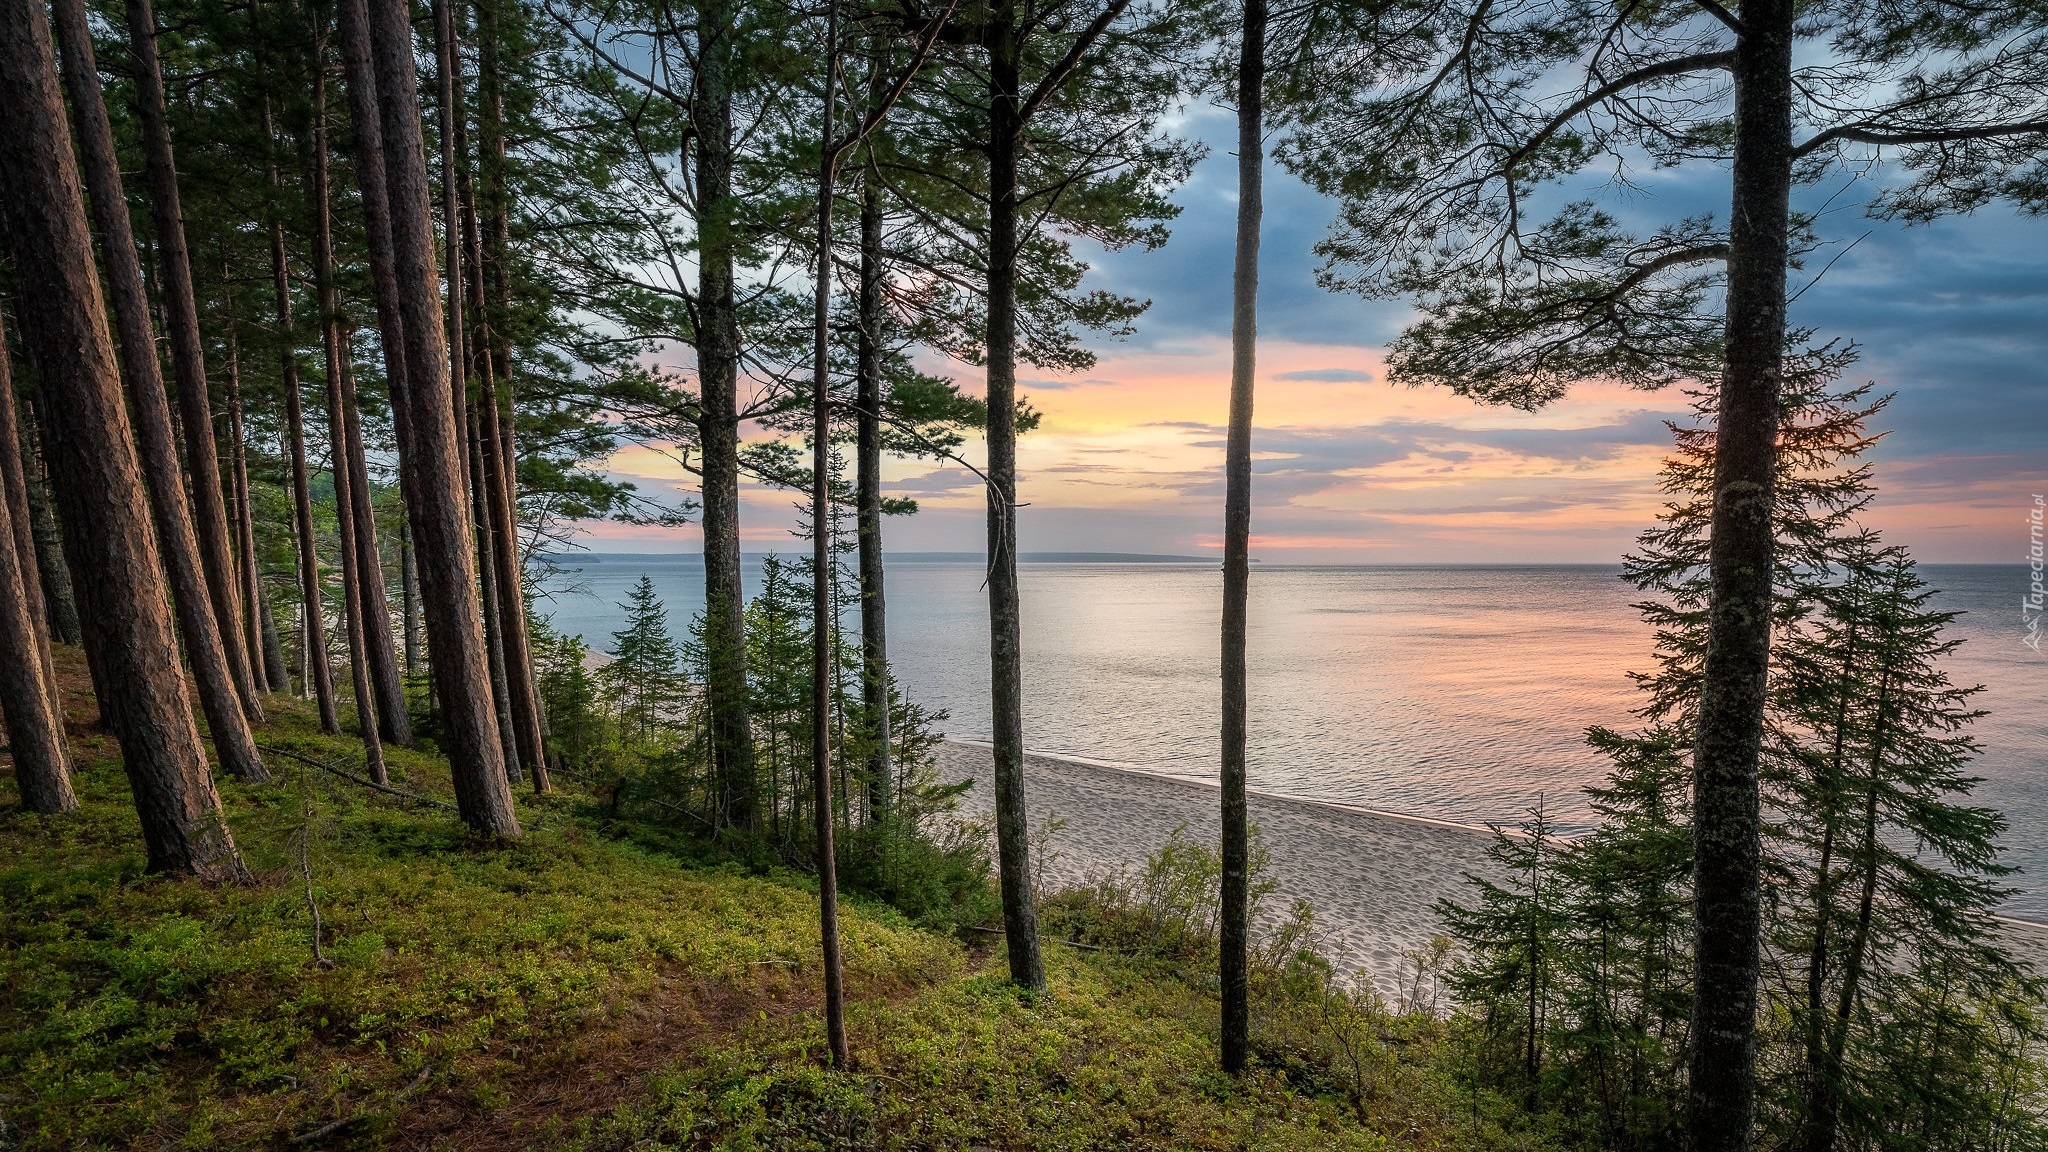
[695,0,756,830]
[433,0,516,782]
[470,407,523,778]
[476,0,549,792]
[401,519,420,673]
[16,396,81,647]
[854,157,890,821]
[983,8,1045,992]
[338,360,406,741]
[121,0,263,715]
[222,319,276,688]
[0,312,73,814]
[361,0,520,836]
[56,0,270,782]
[1219,0,1264,1075]
[311,45,386,783]
[808,0,849,1065]
[0,0,245,878]
[1800,628,1857,1152]
[455,84,543,785]
[266,125,341,733]
[0,311,58,691]
[329,0,412,743]
[1687,0,1795,1142]
[334,0,413,464]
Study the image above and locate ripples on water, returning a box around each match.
[537,555,2046,916]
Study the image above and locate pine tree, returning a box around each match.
[1767,546,2038,1152]
[604,576,682,744]
[1439,799,1564,1109]
[1443,363,2047,1150]
[0,0,245,879]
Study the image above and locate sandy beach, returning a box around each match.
[936,741,1507,997]
[934,741,2048,1000]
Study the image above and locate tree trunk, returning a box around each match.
[56,0,271,783]
[0,313,73,814]
[361,0,519,836]
[1811,665,1893,1152]
[457,94,544,789]
[266,139,341,733]
[341,341,408,743]
[323,327,386,784]
[0,310,58,692]
[983,10,1045,993]
[470,408,523,780]
[808,0,849,1065]
[333,0,413,464]
[476,0,548,793]
[0,0,245,878]
[260,590,288,691]
[1219,0,1264,1077]
[694,0,756,831]
[311,46,386,784]
[16,396,81,647]
[431,0,471,489]
[334,0,418,747]
[855,152,891,823]
[307,23,408,742]
[121,0,262,715]
[222,306,279,692]
[401,518,420,674]
[1801,629,1857,1152]
[1687,0,1795,1142]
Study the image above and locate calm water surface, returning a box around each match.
[537,555,2047,917]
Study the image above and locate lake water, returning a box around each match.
[535,554,2047,918]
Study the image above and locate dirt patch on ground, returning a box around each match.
[379,966,805,1150]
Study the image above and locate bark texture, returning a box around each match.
[268,181,340,734]
[0,312,57,691]
[983,9,1045,992]
[16,396,81,648]
[56,0,270,782]
[0,0,244,878]
[312,55,387,783]
[362,0,519,836]
[1219,0,1264,1076]
[694,0,757,830]
[122,0,261,712]
[330,0,412,744]
[474,0,548,793]
[855,159,890,821]
[223,321,276,691]
[1687,0,1795,1144]
[0,314,73,813]
[808,4,849,1064]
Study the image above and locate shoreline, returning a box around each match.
[934,740,2048,997]
[944,738,1505,841]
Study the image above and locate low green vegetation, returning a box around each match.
[1,659,1549,1151]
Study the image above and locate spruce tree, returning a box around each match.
[604,575,682,743]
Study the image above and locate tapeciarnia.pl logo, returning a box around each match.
[2026,495,2044,653]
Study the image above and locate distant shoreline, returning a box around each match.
[544,551,2024,569]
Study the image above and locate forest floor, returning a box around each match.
[0,647,1545,1151]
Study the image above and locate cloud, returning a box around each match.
[1275,368,1376,383]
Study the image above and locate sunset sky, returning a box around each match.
[580,105,2048,564]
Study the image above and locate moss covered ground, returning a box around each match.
[0,650,1547,1150]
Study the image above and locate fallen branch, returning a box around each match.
[963,924,1109,953]
[258,745,458,812]
[288,1064,432,1144]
